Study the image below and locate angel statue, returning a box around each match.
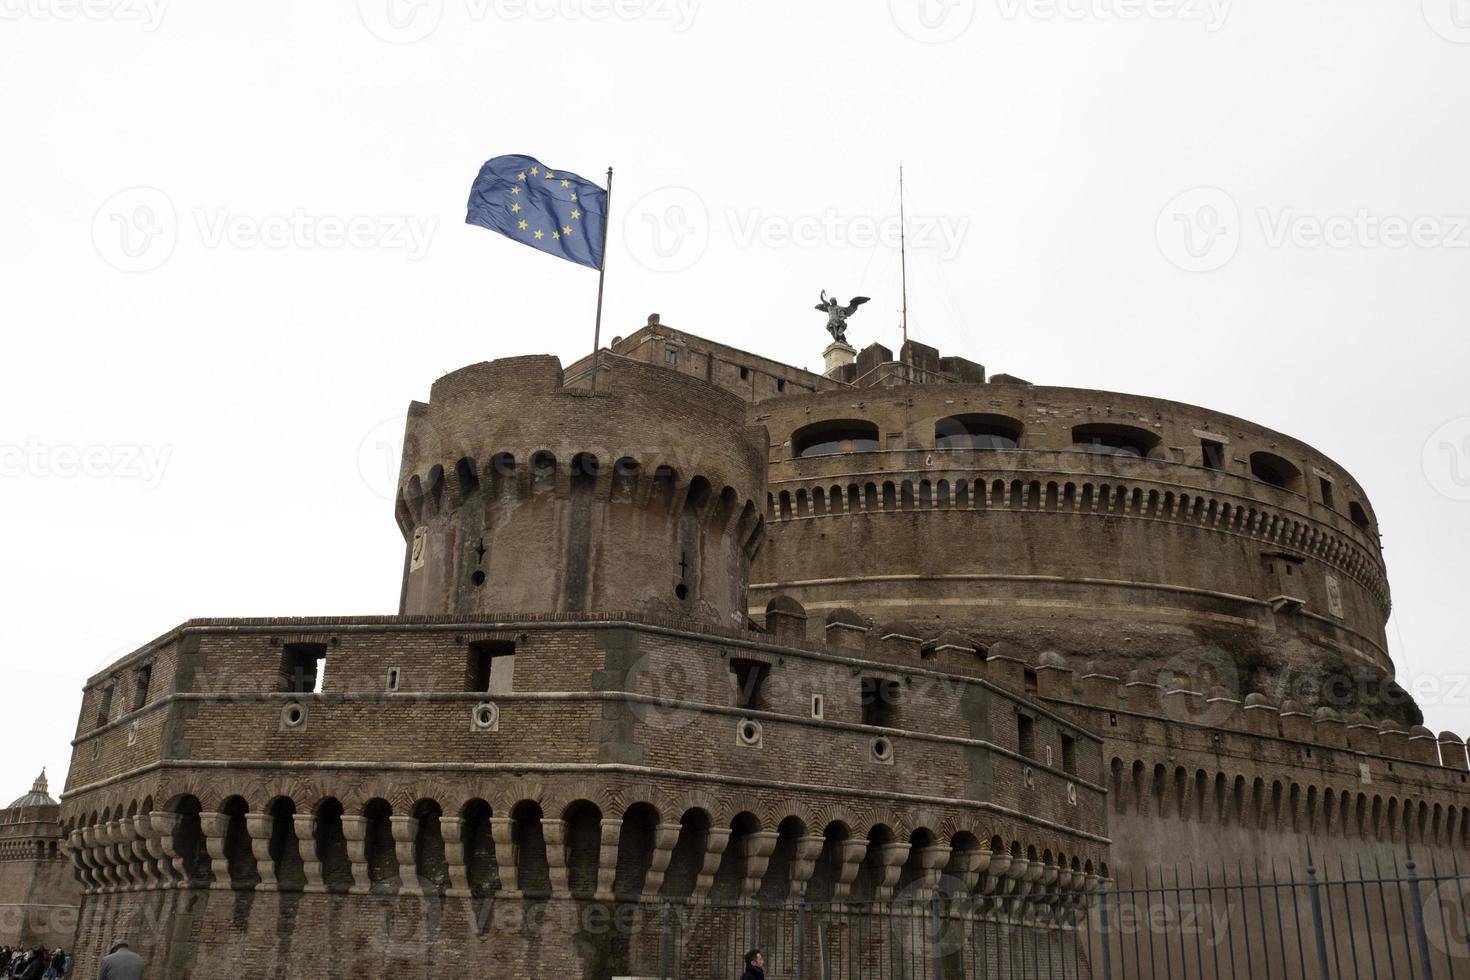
[814,290,870,345]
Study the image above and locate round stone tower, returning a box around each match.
[395,354,768,628]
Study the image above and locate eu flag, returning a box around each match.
[466,155,608,271]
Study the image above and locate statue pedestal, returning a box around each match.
[823,341,856,379]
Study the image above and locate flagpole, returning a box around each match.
[899,163,909,349]
[591,166,613,391]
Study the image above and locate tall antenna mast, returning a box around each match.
[899,163,910,348]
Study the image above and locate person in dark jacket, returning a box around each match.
[96,940,143,980]
[740,948,765,980]
[16,947,45,980]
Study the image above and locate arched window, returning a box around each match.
[934,414,1022,450]
[1249,451,1303,492]
[792,419,880,458]
[1070,423,1159,458]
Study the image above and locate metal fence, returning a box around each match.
[649,848,1470,980]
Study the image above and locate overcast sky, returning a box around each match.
[3,0,1469,800]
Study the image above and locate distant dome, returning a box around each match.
[1036,650,1068,669]
[7,770,55,810]
[1244,693,1274,708]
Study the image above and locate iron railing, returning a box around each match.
[647,848,1470,980]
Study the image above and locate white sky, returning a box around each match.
[3,0,1469,800]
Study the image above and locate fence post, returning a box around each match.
[931,889,945,980]
[795,893,807,980]
[658,899,671,980]
[1098,877,1114,980]
[1406,845,1437,980]
[1305,847,1334,980]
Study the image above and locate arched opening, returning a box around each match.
[460,800,500,898]
[792,419,880,458]
[851,824,894,902]
[221,795,258,889]
[1249,451,1303,492]
[267,797,305,891]
[896,827,935,892]
[807,821,850,904]
[710,812,761,902]
[1071,423,1159,458]
[511,800,551,899]
[662,808,712,901]
[455,456,480,499]
[315,798,353,893]
[530,451,557,492]
[934,413,1022,450]
[613,802,660,900]
[757,816,807,903]
[490,452,517,497]
[412,799,448,895]
[563,800,604,899]
[612,457,640,501]
[170,796,209,888]
[363,799,398,895]
[570,452,600,491]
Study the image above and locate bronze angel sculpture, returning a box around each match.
[815,290,870,345]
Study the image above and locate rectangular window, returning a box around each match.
[1319,478,1335,509]
[860,676,899,727]
[1017,713,1036,759]
[281,643,327,695]
[664,348,678,365]
[467,640,516,694]
[730,658,770,711]
[1024,668,1038,695]
[95,683,115,730]
[1061,733,1077,774]
[1201,439,1225,471]
[739,366,750,380]
[132,664,153,711]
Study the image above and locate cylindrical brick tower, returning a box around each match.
[750,381,1401,718]
[395,354,769,628]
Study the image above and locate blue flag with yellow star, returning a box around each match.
[466,154,608,270]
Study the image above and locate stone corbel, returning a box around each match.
[690,827,732,903]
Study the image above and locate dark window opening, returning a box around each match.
[467,640,515,694]
[730,658,770,711]
[1024,668,1038,694]
[1349,501,1371,530]
[1070,423,1159,459]
[132,664,153,711]
[1201,439,1225,471]
[860,676,900,728]
[1319,478,1335,508]
[739,366,749,380]
[1018,713,1036,759]
[1108,713,1118,727]
[793,419,881,458]
[776,378,786,392]
[1249,451,1302,492]
[281,643,327,695]
[1061,734,1077,774]
[934,414,1022,451]
[664,348,678,365]
[94,684,114,729]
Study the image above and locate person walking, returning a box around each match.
[95,941,143,980]
[42,949,66,979]
[739,948,765,980]
[15,947,44,980]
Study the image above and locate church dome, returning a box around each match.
[7,770,56,809]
